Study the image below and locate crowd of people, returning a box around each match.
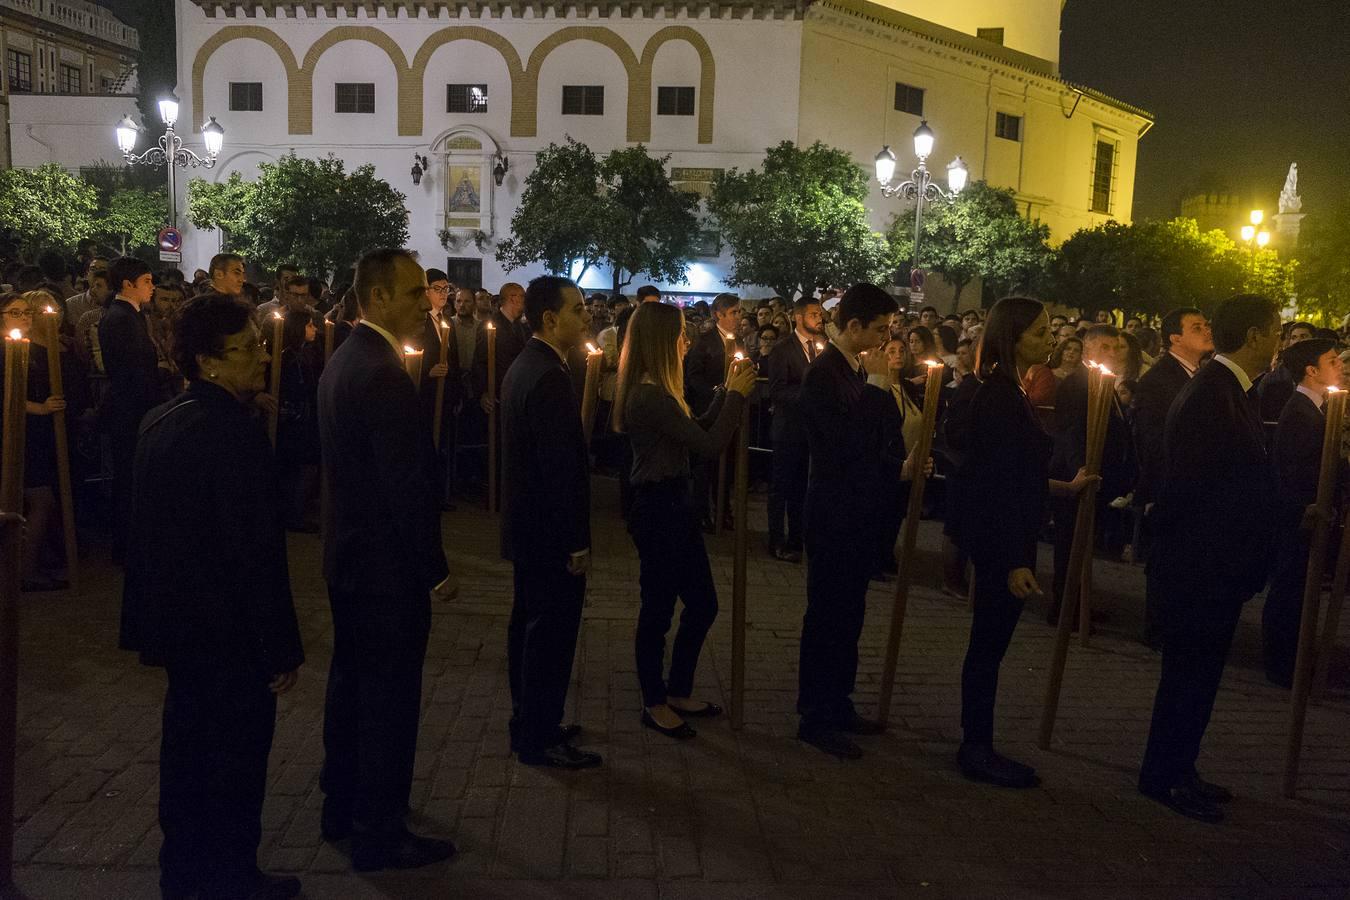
[0,244,1344,898]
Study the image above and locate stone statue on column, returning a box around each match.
[1274,162,1305,248]
[1279,163,1302,214]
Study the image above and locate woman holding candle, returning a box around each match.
[945,297,1095,788]
[614,302,758,738]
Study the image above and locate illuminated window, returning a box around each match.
[447,84,488,114]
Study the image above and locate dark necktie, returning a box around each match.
[806,340,818,363]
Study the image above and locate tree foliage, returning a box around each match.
[187,154,409,277]
[596,145,700,293]
[0,164,99,255]
[708,141,893,300]
[886,181,1050,305]
[496,138,609,281]
[1294,200,1350,326]
[100,187,170,255]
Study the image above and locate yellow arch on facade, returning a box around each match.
[637,26,716,144]
[191,26,301,133]
[294,26,417,135]
[409,27,528,137]
[519,27,642,140]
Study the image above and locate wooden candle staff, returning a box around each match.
[1039,362,1114,748]
[1,328,31,888]
[486,321,498,514]
[876,360,944,726]
[714,334,736,535]
[1312,506,1350,701]
[35,308,77,592]
[730,353,751,730]
[432,320,450,450]
[1283,385,1348,798]
[579,342,602,449]
[403,345,424,393]
[266,311,284,447]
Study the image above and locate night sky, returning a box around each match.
[105,0,1349,224]
[1061,0,1350,221]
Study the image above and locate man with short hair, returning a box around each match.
[451,287,477,370]
[1140,294,1282,823]
[919,305,939,330]
[317,248,455,870]
[1258,320,1317,421]
[1264,338,1343,688]
[257,275,314,319]
[65,257,109,324]
[473,282,528,412]
[765,296,825,563]
[273,263,299,298]
[1134,307,1212,647]
[500,275,600,769]
[756,305,773,329]
[210,253,247,298]
[684,292,742,530]
[417,269,462,506]
[1124,316,1143,335]
[635,284,661,303]
[797,283,920,759]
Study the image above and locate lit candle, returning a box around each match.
[403,344,424,391]
[323,318,335,365]
[267,311,284,447]
[723,333,736,378]
[485,320,498,513]
[432,319,450,450]
[580,341,603,447]
[36,306,78,590]
[1,328,30,517]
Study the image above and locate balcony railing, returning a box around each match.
[1,0,140,52]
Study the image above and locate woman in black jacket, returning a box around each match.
[946,296,1093,789]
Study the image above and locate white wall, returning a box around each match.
[7,93,138,169]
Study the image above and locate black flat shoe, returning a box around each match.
[838,713,885,735]
[352,831,456,872]
[957,743,1039,789]
[670,701,722,718]
[518,741,603,769]
[641,710,696,740]
[797,726,863,760]
[1186,772,1234,804]
[1140,783,1223,824]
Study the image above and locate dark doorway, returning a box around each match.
[447,257,482,291]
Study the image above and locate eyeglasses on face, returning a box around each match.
[3,308,34,319]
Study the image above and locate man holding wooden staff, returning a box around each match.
[1264,339,1344,688]
[472,283,527,504]
[1139,294,1280,823]
[417,269,462,510]
[683,293,741,533]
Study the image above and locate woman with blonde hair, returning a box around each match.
[614,302,757,739]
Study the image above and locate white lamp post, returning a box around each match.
[875,120,967,285]
[114,94,225,230]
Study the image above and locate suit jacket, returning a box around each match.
[499,339,590,568]
[120,381,304,674]
[416,310,464,441]
[99,298,171,439]
[1273,390,1326,528]
[318,324,448,595]
[764,333,814,445]
[1051,364,1138,499]
[800,343,905,544]
[471,309,529,400]
[1257,364,1295,424]
[1151,359,1277,598]
[684,328,735,416]
[1132,353,1194,506]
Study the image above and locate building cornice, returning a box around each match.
[187,0,807,20]
[1,0,140,53]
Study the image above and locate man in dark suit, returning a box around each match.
[684,292,742,530]
[500,275,602,769]
[1265,338,1343,687]
[1047,323,1137,625]
[317,248,456,870]
[1140,293,1281,823]
[99,256,172,564]
[1133,307,1211,647]
[471,281,528,409]
[797,283,914,759]
[1256,320,1316,422]
[765,296,825,562]
[418,269,463,508]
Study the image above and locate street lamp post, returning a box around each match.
[875,120,968,297]
[1240,208,1270,275]
[115,95,225,230]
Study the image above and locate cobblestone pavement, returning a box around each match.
[11,479,1350,899]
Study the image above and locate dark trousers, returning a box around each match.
[110,427,136,563]
[508,563,585,751]
[1142,514,1164,646]
[630,479,720,707]
[1051,496,1077,613]
[1139,582,1246,792]
[960,560,1026,745]
[799,529,871,730]
[768,441,808,552]
[691,456,716,525]
[1263,527,1309,684]
[321,585,430,834]
[159,662,275,896]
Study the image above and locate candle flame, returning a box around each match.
[6,329,21,340]
[272,311,284,320]
[925,359,942,369]
[404,345,417,354]
[485,322,495,331]
[44,305,55,314]
[815,342,825,351]
[1098,366,1114,378]
[733,351,745,361]
[1329,386,1343,393]
[440,321,449,330]
[586,342,599,354]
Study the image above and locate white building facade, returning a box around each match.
[167,0,1148,296]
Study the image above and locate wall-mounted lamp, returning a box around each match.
[493,152,509,187]
[410,153,429,186]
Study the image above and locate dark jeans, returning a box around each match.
[960,561,1026,746]
[798,528,871,730]
[1263,527,1309,684]
[159,661,275,896]
[320,585,430,834]
[1139,581,1246,792]
[768,440,808,551]
[629,479,720,707]
[508,562,585,751]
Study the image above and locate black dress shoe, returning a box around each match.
[1140,783,1223,823]
[352,831,457,872]
[1186,772,1234,804]
[560,723,582,741]
[838,713,885,735]
[798,726,863,760]
[958,743,1039,789]
[519,741,604,768]
[641,710,697,740]
[670,701,723,718]
[773,547,802,563]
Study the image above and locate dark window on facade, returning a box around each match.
[893,82,924,116]
[335,82,375,114]
[446,83,488,113]
[995,112,1021,142]
[229,81,263,111]
[562,85,605,116]
[60,64,81,93]
[976,27,1005,45]
[6,49,32,92]
[657,86,696,116]
[1091,140,1116,214]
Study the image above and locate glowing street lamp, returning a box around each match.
[114,93,225,229]
[874,120,968,298]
